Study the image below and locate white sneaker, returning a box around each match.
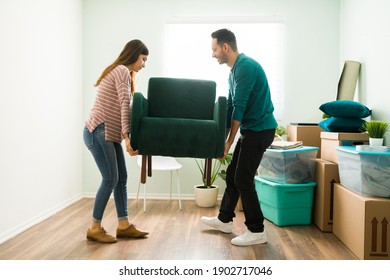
[200,216,233,233]
[231,229,267,246]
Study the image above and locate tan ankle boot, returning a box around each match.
[87,227,117,243]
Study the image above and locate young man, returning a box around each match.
[201,29,278,246]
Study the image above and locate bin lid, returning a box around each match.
[255,176,317,187]
[336,145,390,156]
[266,146,319,153]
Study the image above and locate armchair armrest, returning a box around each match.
[131,92,148,150]
[213,96,227,157]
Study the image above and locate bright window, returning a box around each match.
[164,21,284,120]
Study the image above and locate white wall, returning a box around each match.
[82,0,341,198]
[0,0,83,243]
[340,0,390,145]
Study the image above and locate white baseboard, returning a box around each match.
[0,193,83,245]
[83,192,223,200]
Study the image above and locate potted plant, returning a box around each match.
[274,125,287,141]
[194,154,232,207]
[361,120,390,146]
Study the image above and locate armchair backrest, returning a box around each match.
[131,77,226,158]
[147,77,216,120]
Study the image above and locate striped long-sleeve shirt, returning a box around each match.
[85,65,132,143]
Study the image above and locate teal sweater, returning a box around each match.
[227,53,277,132]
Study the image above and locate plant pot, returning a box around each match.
[274,134,287,142]
[369,137,384,146]
[194,185,219,207]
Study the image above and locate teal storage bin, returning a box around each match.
[255,176,316,226]
[258,146,319,184]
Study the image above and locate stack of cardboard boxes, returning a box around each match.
[333,145,390,260]
[287,124,390,260]
[316,131,369,232]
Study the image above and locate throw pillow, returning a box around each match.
[318,117,365,132]
[319,100,371,118]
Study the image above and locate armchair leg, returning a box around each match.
[205,158,212,187]
[141,155,153,184]
[203,160,207,183]
[141,155,147,184]
[148,155,152,177]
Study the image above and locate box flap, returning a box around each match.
[320,131,369,141]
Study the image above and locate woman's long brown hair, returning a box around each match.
[95,39,149,94]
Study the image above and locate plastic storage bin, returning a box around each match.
[258,146,319,184]
[255,176,316,226]
[336,146,390,198]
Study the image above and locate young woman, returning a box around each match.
[83,39,149,243]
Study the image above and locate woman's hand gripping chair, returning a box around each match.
[131,77,227,193]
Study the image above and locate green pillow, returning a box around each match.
[318,117,365,132]
[319,100,371,118]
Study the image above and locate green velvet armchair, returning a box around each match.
[131,77,227,185]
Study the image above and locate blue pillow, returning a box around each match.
[318,117,365,132]
[319,100,371,118]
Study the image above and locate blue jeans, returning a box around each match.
[83,124,128,222]
[218,128,275,232]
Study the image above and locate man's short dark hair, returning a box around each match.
[211,29,237,52]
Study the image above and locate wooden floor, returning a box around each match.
[0,198,357,260]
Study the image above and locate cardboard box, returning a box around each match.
[333,183,390,260]
[287,125,323,156]
[312,159,339,232]
[320,132,369,163]
[255,176,316,226]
